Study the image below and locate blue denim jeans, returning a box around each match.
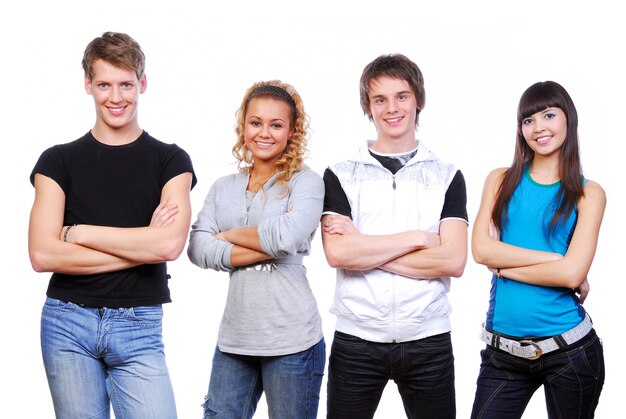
[203,338,325,419]
[40,297,177,419]
[327,331,456,419]
[470,328,604,419]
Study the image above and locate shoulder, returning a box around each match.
[42,132,91,154]
[142,132,179,150]
[484,167,509,185]
[214,172,242,186]
[294,166,322,181]
[326,159,360,180]
[291,167,324,190]
[488,167,508,179]
[580,180,606,208]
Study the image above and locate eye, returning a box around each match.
[122,82,133,89]
[97,83,109,89]
[271,123,283,129]
[522,118,533,125]
[544,112,557,119]
[398,94,407,100]
[250,121,261,127]
[374,98,384,104]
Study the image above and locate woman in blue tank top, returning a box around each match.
[470,81,606,418]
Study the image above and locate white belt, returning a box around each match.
[480,314,593,360]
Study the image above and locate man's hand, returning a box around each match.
[322,214,359,235]
[150,200,179,227]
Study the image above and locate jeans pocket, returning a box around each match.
[41,297,78,318]
[579,336,605,380]
[125,305,163,326]
[333,331,368,346]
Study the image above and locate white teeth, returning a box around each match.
[387,117,402,123]
[536,136,552,144]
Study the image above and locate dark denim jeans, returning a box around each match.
[471,329,604,419]
[327,331,456,419]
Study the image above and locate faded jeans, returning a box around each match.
[203,339,325,419]
[40,297,177,419]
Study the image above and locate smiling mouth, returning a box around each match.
[385,116,403,124]
[107,106,126,114]
[536,135,552,145]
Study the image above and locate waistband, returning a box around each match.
[480,313,593,360]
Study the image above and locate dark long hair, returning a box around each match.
[491,81,583,233]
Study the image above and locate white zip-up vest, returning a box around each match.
[328,141,460,343]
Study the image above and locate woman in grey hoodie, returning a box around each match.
[188,80,325,419]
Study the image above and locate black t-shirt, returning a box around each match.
[30,131,197,307]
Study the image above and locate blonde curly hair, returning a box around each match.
[232,80,310,187]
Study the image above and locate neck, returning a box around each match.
[248,165,276,192]
[91,122,143,146]
[529,154,561,184]
[370,136,417,154]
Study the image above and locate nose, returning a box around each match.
[258,124,270,138]
[385,99,398,113]
[109,86,122,103]
[534,119,546,132]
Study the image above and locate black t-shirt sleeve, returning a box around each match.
[161,143,197,190]
[323,168,352,218]
[441,170,468,222]
[30,144,69,192]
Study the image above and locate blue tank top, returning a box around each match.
[486,167,585,337]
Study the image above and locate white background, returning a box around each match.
[1,1,623,418]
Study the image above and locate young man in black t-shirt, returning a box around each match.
[28,32,196,418]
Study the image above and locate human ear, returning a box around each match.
[84,75,92,95]
[139,74,147,94]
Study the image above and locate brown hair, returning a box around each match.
[492,81,583,234]
[359,53,425,124]
[82,32,145,81]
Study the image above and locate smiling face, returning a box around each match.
[85,59,146,141]
[367,76,419,151]
[244,97,294,168]
[521,107,567,158]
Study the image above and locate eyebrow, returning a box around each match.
[370,90,413,98]
[246,115,288,123]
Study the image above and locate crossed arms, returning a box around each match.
[28,172,194,275]
[471,168,606,298]
[321,214,467,279]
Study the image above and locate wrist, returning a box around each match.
[63,224,78,243]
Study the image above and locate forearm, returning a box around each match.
[69,223,188,263]
[29,238,139,275]
[218,227,264,253]
[380,219,468,279]
[499,255,587,289]
[379,246,466,279]
[229,245,273,266]
[473,238,562,269]
[322,230,433,270]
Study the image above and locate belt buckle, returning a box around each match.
[519,340,542,360]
